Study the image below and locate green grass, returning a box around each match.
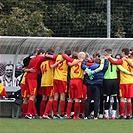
[0,118,133,133]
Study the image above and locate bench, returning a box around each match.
[0,86,21,118]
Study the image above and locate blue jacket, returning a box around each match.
[81,59,108,86]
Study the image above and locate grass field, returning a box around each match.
[0,118,133,133]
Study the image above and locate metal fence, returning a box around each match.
[43,0,133,38]
[0,0,133,38]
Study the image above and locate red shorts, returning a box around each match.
[82,84,87,99]
[39,86,54,97]
[53,79,67,93]
[69,78,83,99]
[25,78,37,96]
[119,84,133,98]
[20,83,30,98]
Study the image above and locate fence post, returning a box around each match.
[107,0,111,38]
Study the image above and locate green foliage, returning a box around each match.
[45,3,86,37]
[111,1,132,38]
[0,0,53,37]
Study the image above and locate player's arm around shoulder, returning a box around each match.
[68,59,82,67]
[123,57,133,67]
[62,54,73,62]
[92,58,105,73]
[81,60,91,70]
[50,58,64,68]
[107,56,123,65]
[117,65,131,75]
[24,68,36,73]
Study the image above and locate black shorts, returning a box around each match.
[103,79,118,96]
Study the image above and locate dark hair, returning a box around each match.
[33,48,39,55]
[131,52,133,56]
[122,48,129,55]
[94,58,101,64]
[46,48,54,55]
[38,49,45,55]
[130,48,133,51]
[65,49,71,56]
[115,54,121,59]
[93,51,100,58]
[105,48,112,54]
[5,64,13,68]
[72,52,78,59]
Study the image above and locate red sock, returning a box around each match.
[74,102,79,117]
[60,100,65,116]
[27,100,34,116]
[53,100,58,115]
[32,102,37,116]
[22,103,28,117]
[80,102,85,115]
[44,101,52,116]
[120,102,125,116]
[127,102,132,116]
[40,100,46,116]
[67,102,72,117]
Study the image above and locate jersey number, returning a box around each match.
[42,64,47,74]
[127,63,131,72]
[57,60,63,70]
[74,64,79,74]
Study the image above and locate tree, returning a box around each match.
[0,0,132,37]
[0,0,53,36]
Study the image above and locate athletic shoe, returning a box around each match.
[25,114,32,119]
[112,117,116,120]
[73,116,81,120]
[84,117,88,120]
[94,117,98,120]
[60,115,66,120]
[39,116,43,119]
[99,114,104,119]
[84,116,91,119]
[119,116,124,119]
[66,115,71,119]
[71,114,74,119]
[104,117,109,120]
[126,116,131,120]
[48,115,53,119]
[42,115,51,119]
[53,115,60,119]
[79,114,84,119]
[32,115,39,119]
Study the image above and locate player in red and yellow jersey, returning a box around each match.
[20,72,30,117]
[24,49,53,119]
[39,59,54,118]
[20,49,38,117]
[39,48,63,119]
[52,50,74,119]
[0,79,6,97]
[66,52,85,119]
[108,48,133,119]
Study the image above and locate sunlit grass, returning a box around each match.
[0,118,133,133]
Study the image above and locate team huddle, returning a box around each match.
[20,47,133,120]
